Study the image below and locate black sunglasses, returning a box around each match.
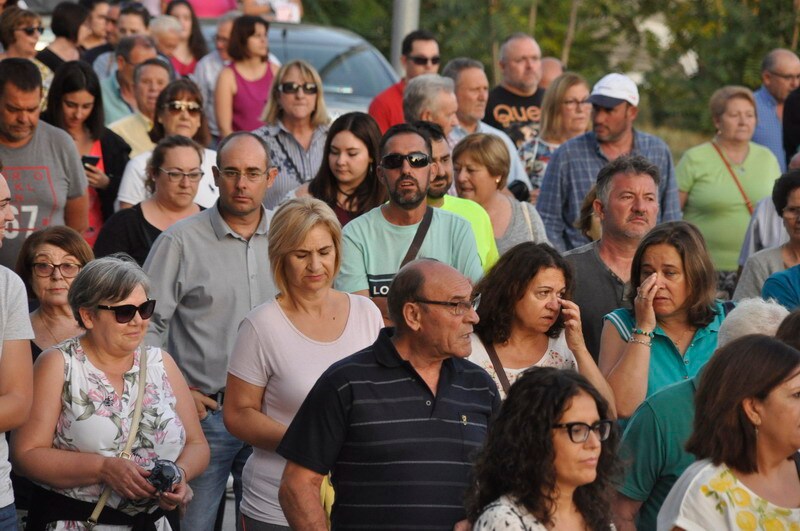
[97,300,156,324]
[278,82,318,95]
[381,152,430,169]
[17,26,44,36]
[407,55,441,66]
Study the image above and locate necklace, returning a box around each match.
[40,315,59,345]
[665,326,695,349]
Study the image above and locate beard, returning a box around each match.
[390,176,427,209]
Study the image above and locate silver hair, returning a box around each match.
[403,74,455,122]
[718,297,789,347]
[68,254,151,329]
[441,57,484,86]
[499,32,535,63]
[150,15,182,36]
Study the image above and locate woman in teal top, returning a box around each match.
[598,221,729,419]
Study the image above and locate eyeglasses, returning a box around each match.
[158,167,204,182]
[406,55,441,66]
[16,26,44,36]
[219,168,270,182]
[414,293,481,316]
[164,100,202,116]
[381,152,430,169]
[552,420,613,443]
[96,299,156,324]
[278,82,318,95]
[33,262,82,278]
[783,206,800,218]
[770,71,800,82]
[563,99,591,108]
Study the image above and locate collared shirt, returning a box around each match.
[450,121,532,188]
[277,328,500,530]
[252,121,329,209]
[100,73,133,126]
[537,130,681,251]
[753,86,787,172]
[109,112,154,158]
[143,203,277,393]
[191,51,227,137]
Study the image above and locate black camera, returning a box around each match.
[146,459,182,493]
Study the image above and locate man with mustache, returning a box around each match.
[564,154,660,361]
[336,123,482,322]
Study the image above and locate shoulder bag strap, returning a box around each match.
[400,206,434,268]
[520,200,534,239]
[485,342,511,394]
[274,134,304,184]
[87,347,148,529]
[710,142,754,215]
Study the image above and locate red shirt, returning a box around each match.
[368,80,406,133]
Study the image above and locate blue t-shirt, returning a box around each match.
[762,264,800,310]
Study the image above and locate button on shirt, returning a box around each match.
[753,86,787,172]
[144,204,277,394]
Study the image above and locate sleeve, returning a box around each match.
[675,151,695,194]
[335,224,370,293]
[732,254,768,301]
[602,310,632,341]
[536,147,568,251]
[525,202,550,245]
[143,232,183,347]
[227,316,271,387]
[59,131,88,199]
[784,90,800,167]
[98,130,131,220]
[658,145,681,222]
[2,271,34,341]
[618,402,664,501]
[116,156,148,206]
[737,208,761,267]
[762,270,799,310]
[663,475,728,531]
[452,218,484,283]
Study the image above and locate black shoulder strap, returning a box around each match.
[400,207,434,268]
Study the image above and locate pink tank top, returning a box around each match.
[232,63,274,132]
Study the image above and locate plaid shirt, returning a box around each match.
[753,86,787,172]
[537,130,680,251]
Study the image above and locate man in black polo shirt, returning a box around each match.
[278,259,500,530]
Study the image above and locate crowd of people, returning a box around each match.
[0,1,799,530]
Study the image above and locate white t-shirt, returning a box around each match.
[115,147,219,209]
[227,293,382,525]
[468,332,577,399]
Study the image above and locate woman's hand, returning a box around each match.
[561,298,588,353]
[634,273,659,332]
[84,163,111,190]
[157,475,188,512]
[100,456,157,500]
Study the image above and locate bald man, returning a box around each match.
[756,48,800,171]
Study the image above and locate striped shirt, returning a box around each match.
[277,328,500,530]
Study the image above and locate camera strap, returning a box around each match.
[87,347,149,530]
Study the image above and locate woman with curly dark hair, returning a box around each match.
[466,367,619,529]
[469,242,614,411]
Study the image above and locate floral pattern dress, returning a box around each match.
[42,337,185,530]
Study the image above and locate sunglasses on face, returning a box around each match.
[380,152,430,169]
[406,55,441,66]
[96,299,156,324]
[17,26,44,36]
[277,82,318,95]
[164,100,202,116]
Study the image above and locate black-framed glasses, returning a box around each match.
[381,152,430,170]
[278,82,318,95]
[219,168,270,182]
[552,420,613,443]
[407,55,441,66]
[16,26,44,36]
[33,262,82,278]
[414,294,481,316]
[770,71,800,82]
[158,167,203,182]
[164,100,202,116]
[562,99,591,109]
[96,300,156,324]
[783,206,800,218]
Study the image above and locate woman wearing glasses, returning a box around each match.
[14,254,209,530]
[0,7,54,94]
[466,367,618,529]
[215,15,278,138]
[469,242,615,410]
[95,136,204,266]
[117,78,218,210]
[224,197,382,529]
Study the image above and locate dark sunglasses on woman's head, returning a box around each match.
[277,82,318,95]
[17,26,44,36]
[164,100,202,116]
[380,152,430,169]
[97,300,157,324]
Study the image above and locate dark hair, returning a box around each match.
[412,120,446,143]
[474,243,573,344]
[0,6,38,48]
[145,134,204,193]
[595,154,660,205]
[115,34,156,60]
[133,57,170,85]
[50,2,89,42]
[630,221,718,327]
[466,367,618,528]
[387,259,430,331]
[15,226,94,299]
[43,61,104,141]
[686,335,800,473]
[78,0,110,10]
[228,15,267,62]
[380,123,432,158]
[0,58,42,97]
[772,169,800,215]
[307,112,386,218]
[776,309,800,350]
[401,29,437,56]
[149,78,210,146]
[165,0,208,61]
[119,1,151,28]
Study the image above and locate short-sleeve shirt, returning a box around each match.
[276,328,500,530]
[483,85,544,148]
[495,195,549,255]
[435,195,500,272]
[762,264,800,310]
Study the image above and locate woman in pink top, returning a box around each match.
[215,15,278,137]
[162,0,236,18]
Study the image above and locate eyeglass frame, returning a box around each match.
[32,262,82,278]
[217,168,272,182]
[413,293,481,316]
[16,25,44,36]
[783,205,800,218]
[163,100,202,116]
[96,299,157,324]
[380,152,431,170]
[277,82,319,95]
[406,55,441,66]
[769,71,800,82]
[157,167,204,182]
[552,420,613,443]
[562,99,592,109]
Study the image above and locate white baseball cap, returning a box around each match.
[588,73,639,108]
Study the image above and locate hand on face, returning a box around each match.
[560,298,588,354]
[634,272,658,331]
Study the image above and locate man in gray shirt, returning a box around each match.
[564,155,660,361]
[144,132,278,531]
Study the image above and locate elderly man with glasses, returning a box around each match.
[753,48,800,172]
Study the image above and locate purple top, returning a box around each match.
[232,63,274,132]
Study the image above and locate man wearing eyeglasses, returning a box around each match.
[144,132,278,531]
[369,29,440,133]
[754,49,800,172]
[280,259,499,530]
[335,123,483,323]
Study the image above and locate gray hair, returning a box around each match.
[761,48,799,73]
[441,57,484,86]
[595,154,660,205]
[149,15,182,36]
[115,34,156,60]
[403,74,455,123]
[499,32,535,63]
[219,10,242,24]
[68,254,151,328]
[718,298,789,347]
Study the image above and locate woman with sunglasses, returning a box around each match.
[117,78,218,210]
[466,367,618,529]
[164,0,208,77]
[215,14,278,138]
[14,254,209,530]
[43,61,132,247]
[95,136,204,266]
[254,59,331,209]
[0,6,54,96]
